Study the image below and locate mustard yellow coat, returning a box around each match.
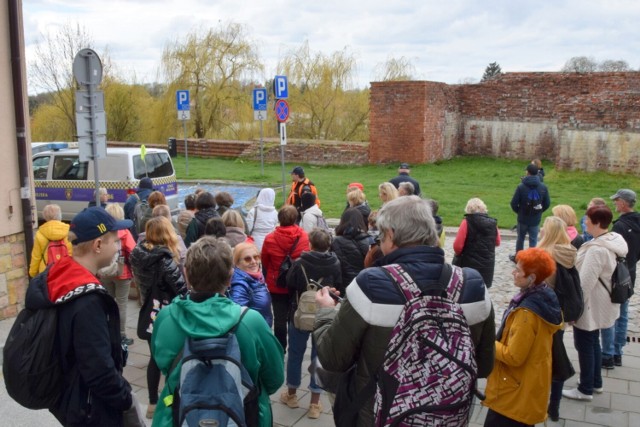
[29,220,73,278]
[483,306,562,425]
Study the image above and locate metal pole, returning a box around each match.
[85,59,100,207]
[260,120,264,176]
[280,144,286,205]
[183,120,189,176]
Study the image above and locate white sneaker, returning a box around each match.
[562,388,593,401]
[577,381,603,394]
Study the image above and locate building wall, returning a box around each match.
[0,1,31,318]
[369,72,640,174]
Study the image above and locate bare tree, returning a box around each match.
[598,60,631,72]
[373,56,416,81]
[561,56,597,73]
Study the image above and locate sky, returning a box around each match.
[22,0,640,92]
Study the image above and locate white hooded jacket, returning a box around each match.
[300,204,323,233]
[575,231,628,331]
[246,188,279,251]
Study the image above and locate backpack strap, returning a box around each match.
[382,263,456,301]
[287,236,301,257]
[229,306,250,334]
[249,206,258,236]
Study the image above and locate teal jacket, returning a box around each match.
[151,293,284,427]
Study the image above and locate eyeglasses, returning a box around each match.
[242,255,261,263]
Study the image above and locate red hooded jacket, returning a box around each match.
[261,225,310,294]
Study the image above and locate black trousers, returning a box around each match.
[483,409,532,427]
[271,293,290,352]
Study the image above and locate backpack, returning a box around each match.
[46,239,68,265]
[599,256,633,304]
[133,198,153,234]
[170,307,259,427]
[524,187,544,215]
[292,265,322,331]
[553,263,584,322]
[3,305,62,409]
[374,263,477,427]
[276,236,300,288]
[316,214,330,231]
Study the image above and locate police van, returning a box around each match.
[32,143,179,221]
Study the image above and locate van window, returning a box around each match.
[33,156,50,180]
[52,156,88,180]
[133,153,174,179]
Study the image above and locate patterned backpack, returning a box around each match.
[374,263,477,427]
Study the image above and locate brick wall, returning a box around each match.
[0,233,28,319]
[369,72,640,174]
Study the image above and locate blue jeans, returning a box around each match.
[601,300,629,358]
[516,223,539,252]
[573,327,602,395]
[286,321,323,394]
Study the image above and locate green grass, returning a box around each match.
[172,155,640,229]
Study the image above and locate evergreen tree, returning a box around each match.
[481,62,502,82]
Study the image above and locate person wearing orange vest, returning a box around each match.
[287,166,320,213]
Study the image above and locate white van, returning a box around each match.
[32,143,179,221]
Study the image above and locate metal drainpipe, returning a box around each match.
[8,0,35,264]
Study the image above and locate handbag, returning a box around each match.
[551,331,575,382]
[136,270,173,340]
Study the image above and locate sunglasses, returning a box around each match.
[242,255,261,263]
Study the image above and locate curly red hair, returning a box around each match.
[516,247,556,285]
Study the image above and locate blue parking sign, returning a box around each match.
[274,75,288,99]
[253,88,267,111]
[176,90,190,111]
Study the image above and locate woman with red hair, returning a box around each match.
[483,248,562,426]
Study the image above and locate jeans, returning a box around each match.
[601,300,629,357]
[286,321,323,394]
[102,277,132,335]
[573,327,602,395]
[515,223,540,252]
[549,330,565,403]
[271,293,290,352]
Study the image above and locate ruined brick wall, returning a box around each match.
[370,72,640,173]
[0,233,28,319]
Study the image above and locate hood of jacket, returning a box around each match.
[195,207,219,224]
[302,204,323,217]
[131,243,175,270]
[299,250,340,268]
[273,225,306,251]
[162,294,243,339]
[583,231,629,258]
[38,220,70,241]
[518,285,563,327]
[255,188,276,207]
[522,175,541,188]
[136,188,153,200]
[553,243,577,268]
[616,212,640,232]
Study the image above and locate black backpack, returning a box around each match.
[3,305,62,409]
[524,187,544,215]
[599,256,633,304]
[553,263,584,322]
[276,236,300,288]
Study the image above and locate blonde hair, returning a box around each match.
[378,182,399,203]
[105,203,125,220]
[222,210,244,228]
[538,216,570,257]
[347,188,366,206]
[143,216,180,262]
[552,204,577,227]
[152,204,171,220]
[465,198,487,214]
[233,242,260,266]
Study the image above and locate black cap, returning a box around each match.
[399,163,410,169]
[290,166,304,176]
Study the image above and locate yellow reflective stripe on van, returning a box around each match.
[33,175,177,189]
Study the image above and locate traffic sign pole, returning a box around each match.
[176,90,191,176]
[280,124,286,205]
[260,121,264,176]
[183,121,189,176]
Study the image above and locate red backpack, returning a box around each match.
[46,240,69,265]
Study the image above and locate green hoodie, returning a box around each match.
[151,294,284,427]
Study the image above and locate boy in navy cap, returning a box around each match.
[24,207,143,426]
[287,166,320,216]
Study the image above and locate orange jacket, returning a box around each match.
[286,178,320,208]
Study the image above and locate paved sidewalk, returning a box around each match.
[1,227,640,426]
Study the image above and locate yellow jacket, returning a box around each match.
[483,291,562,425]
[29,220,73,278]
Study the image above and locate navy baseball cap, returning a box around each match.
[69,207,133,245]
[399,163,410,169]
[290,166,304,175]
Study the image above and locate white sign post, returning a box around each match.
[176,90,190,175]
[253,88,268,175]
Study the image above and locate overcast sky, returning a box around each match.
[23,0,640,91]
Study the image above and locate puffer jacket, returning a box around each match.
[575,231,628,331]
[510,175,550,226]
[313,245,495,426]
[29,219,73,277]
[229,268,273,326]
[453,213,500,287]
[27,257,131,426]
[184,207,219,247]
[483,285,562,425]
[300,204,324,233]
[286,250,342,313]
[246,189,279,251]
[261,225,310,295]
[130,243,186,332]
[331,231,373,287]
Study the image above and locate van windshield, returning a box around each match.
[133,153,174,179]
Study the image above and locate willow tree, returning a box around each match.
[160,24,263,139]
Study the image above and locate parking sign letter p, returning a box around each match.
[179,92,187,104]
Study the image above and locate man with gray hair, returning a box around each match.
[397,181,415,196]
[313,196,495,425]
[601,189,640,368]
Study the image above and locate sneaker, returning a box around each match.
[509,254,517,263]
[122,335,134,346]
[562,388,593,401]
[146,403,156,419]
[614,355,622,366]
[308,403,322,419]
[602,357,615,370]
[279,390,299,408]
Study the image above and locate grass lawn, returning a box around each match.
[172,155,640,230]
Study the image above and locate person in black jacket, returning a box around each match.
[184,191,219,247]
[388,162,421,196]
[331,208,373,292]
[130,216,186,419]
[453,198,501,288]
[26,207,138,426]
[281,228,342,418]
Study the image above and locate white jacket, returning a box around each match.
[246,189,279,251]
[300,204,323,233]
[574,232,628,331]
